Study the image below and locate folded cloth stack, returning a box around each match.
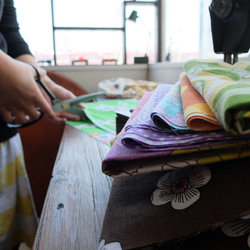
[102,60,250,177]
[99,60,250,249]
[184,59,250,135]
[102,84,250,177]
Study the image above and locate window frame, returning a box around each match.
[50,0,161,65]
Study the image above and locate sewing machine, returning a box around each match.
[209,0,250,64]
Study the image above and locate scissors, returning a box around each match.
[6,65,105,128]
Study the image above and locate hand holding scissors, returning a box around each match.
[5,64,105,128]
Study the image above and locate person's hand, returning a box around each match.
[0,52,81,126]
[38,71,84,121]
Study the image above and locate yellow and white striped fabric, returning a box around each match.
[184,59,250,134]
[0,134,38,250]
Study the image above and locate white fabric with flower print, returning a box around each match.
[98,239,122,250]
[151,165,211,210]
[221,214,250,249]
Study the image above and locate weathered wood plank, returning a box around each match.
[33,125,111,250]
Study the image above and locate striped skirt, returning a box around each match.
[0,133,38,250]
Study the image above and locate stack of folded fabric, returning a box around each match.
[98,60,250,250]
[184,59,250,135]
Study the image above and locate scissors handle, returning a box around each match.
[30,64,106,116]
[30,64,56,101]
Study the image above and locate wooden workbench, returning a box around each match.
[33,125,111,250]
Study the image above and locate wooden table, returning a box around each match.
[33,125,111,250]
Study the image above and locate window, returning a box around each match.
[164,0,249,62]
[53,0,124,28]
[15,0,248,65]
[125,1,158,64]
[164,0,215,62]
[14,0,53,64]
[14,0,159,65]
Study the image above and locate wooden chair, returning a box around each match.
[19,71,88,216]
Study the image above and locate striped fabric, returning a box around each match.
[0,134,38,250]
[180,73,223,131]
[184,59,250,135]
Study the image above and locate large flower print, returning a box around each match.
[151,165,211,210]
[221,214,250,248]
[98,239,122,250]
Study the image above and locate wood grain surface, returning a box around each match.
[33,125,111,250]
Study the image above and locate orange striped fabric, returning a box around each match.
[181,74,222,131]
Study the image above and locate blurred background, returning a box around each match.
[14,0,249,66]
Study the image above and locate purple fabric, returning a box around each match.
[121,84,250,151]
[151,81,189,131]
[125,84,170,131]
[122,127,250,151]
[102,128,250,176]
[102,84,250,176]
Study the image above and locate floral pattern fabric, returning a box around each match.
[100,158,250,249]
[222,214,250,249]
[98,62,250,249]
[151,165,211,210]
[97,239,122,250]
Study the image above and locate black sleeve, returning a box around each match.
[0,0,31,58]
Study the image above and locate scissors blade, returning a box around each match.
[52,92,106,114]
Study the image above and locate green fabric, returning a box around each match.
[184,59,250,135]
[67,118,115,146]
[67,99,138,145]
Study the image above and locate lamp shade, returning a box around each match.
[128,10,138,22]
